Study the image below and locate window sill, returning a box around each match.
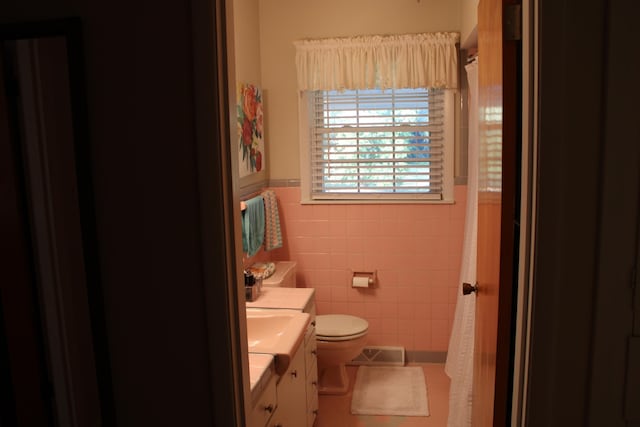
[299,198,456,205]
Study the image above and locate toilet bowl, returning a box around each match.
[315,314,368,395]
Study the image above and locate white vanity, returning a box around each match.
[246,287,318,427]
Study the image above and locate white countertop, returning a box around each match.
[246,287,315,312]
[248,353,275,400]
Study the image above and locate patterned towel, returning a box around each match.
[261,190,283,251]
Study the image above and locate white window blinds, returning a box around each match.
[308,87,451,200]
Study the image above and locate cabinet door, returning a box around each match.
[248,376,277,427]
[304,328,317,376]
[270,346,306,427]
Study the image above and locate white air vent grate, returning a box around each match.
[349,346,406,366]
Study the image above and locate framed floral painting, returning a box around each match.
[237,83,264,177]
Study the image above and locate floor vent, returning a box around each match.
[349,346,406,366]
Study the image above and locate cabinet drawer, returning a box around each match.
[304,318,315,345]
[306,359,318,409]
[304,329,317,375]
[306,393,318,427]
[249,375,277,427]
[305,303,317,323]
[306,357,318,427]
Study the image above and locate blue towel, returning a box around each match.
[242,195,265,257]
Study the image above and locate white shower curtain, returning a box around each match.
[445,58,478,427]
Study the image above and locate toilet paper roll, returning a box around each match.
[352,276,370,288]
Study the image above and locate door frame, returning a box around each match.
[513,0,620,424]
[191,0,248,425]
[510,0,537,424]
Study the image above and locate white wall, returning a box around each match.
[257,0,462,180]
[233,0,261,84]
[460,0,478,48]
[233,0,268,189]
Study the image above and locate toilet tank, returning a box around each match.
[262,261,297,288]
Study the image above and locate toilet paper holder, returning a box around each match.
[351,270,377,287]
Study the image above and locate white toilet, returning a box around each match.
[258,261,369,395]
[315,314,368,395]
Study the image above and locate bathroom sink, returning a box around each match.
[246,308,310,375]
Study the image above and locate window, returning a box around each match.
[300,87,454,203]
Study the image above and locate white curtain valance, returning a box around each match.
[294,32,459,91]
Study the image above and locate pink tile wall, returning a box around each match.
[249,185,467,352]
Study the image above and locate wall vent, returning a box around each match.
[349,346,405,366]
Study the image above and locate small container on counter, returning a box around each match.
[244,270,260,302]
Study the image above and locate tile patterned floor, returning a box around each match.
[316,363,450,427]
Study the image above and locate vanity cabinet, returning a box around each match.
[269,305,318,427]
[247,288,318,427]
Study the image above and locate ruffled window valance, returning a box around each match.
[294,32,459,91]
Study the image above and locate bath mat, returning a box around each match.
[351,366,429,417]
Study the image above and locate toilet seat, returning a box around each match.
[315,314,368,342]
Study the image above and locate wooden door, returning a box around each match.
[473,0,520,425]
[0,30,106,426]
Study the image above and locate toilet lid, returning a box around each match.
[315,314,368,340]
